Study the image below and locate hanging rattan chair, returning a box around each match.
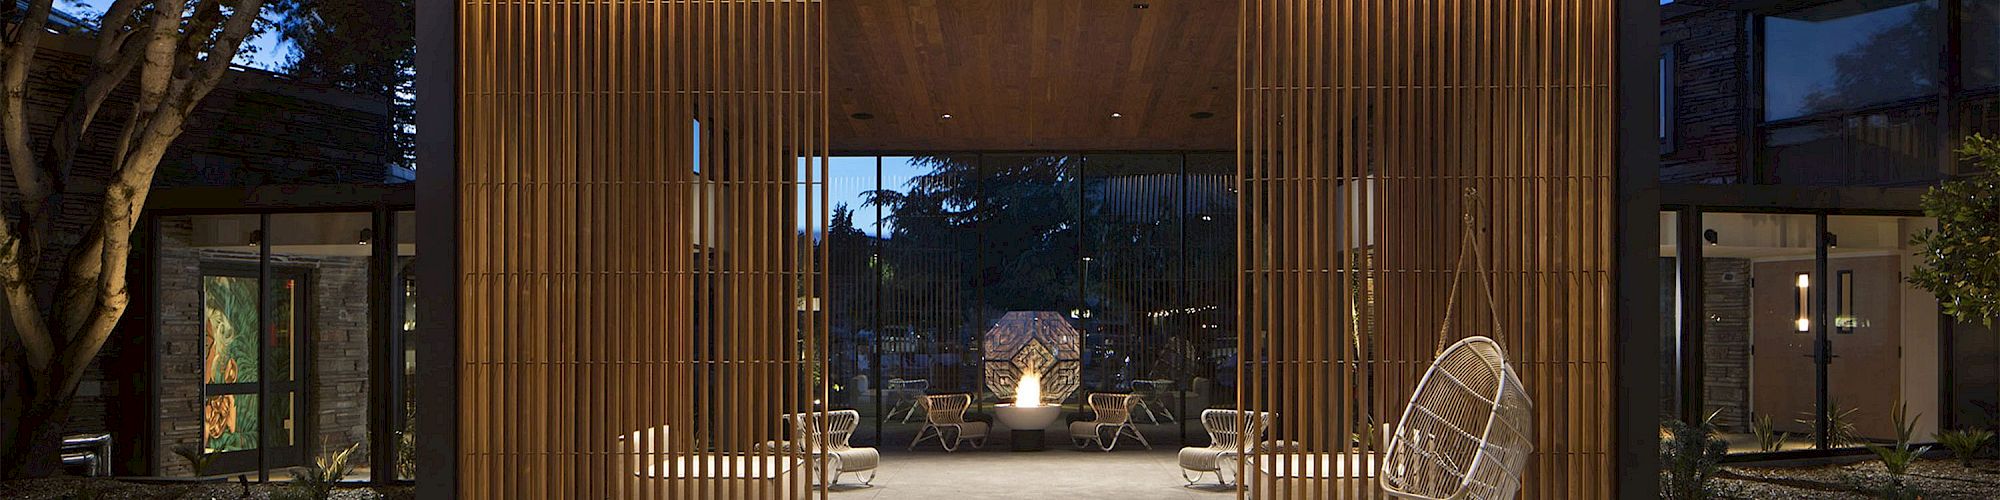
[1380,190,1535,500]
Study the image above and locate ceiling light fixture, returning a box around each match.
[1133,3,1150,9]
[1191,111,1215,119]
[1110,112,1124,119]
[850,112,875,120]
[940,113,954,120]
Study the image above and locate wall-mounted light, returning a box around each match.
[1794,272,1811,333]
[248,229,262,247]
[1703,229,1718,246]
[359,228,373,245]
[1825,232,1839,249]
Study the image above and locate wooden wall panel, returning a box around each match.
[1237,0,1615,498]
[457,1,827,498]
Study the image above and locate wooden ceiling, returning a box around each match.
[827,0,1238,152]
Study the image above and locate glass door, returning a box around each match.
[201,267,307,473]
[1698,212,1820,454]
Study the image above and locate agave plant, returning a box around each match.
[1934,428,1993,467]
[1798,401,1862,448]
[172,443,251,498]
[1751,413,1790,452]
[1866,403,1932,498]
[277,443,362,500]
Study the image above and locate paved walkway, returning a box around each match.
[829,448,1233,499]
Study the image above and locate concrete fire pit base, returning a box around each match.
[1009,429,1047,451]
[995,404,1062,452]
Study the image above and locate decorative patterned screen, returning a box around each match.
[456,0,828,498]
[980,311,1082,404]
[1237,0,1617,497]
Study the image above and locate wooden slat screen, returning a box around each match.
[1237,0,1615,498]
[457,1,828,498]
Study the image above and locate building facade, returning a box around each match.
[0,28,415,480]
[1662,0,1998,458]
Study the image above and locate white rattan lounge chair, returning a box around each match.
[1069,393,1151,451]
[1178,409,1274,486]
[1132,379,1177,424]
[909,393,988,452]
[1380,192,1535,500]
[884,378,930,423]
[771,410,879,487]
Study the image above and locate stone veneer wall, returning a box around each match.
[1661,6,1749,184]
[1702,258,1753,431]
[155,217,372,475]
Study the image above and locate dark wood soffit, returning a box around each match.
[828,0,1237,151]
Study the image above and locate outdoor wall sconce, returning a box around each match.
[359,228,373,245]
[248,229,262,247]
[1794,272,1811,333]
[1703,229,1719,246]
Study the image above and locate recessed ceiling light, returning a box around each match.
[1110,112,1124,119]
[1190,111,1215,119]
[940,113,954,120]
[1133,3,1150,9]
[850,112,875,120]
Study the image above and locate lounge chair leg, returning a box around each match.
[859,470,876,487]
[1181,469,1204,486]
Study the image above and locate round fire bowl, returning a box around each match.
[995,404,1062,431]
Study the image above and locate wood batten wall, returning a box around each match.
[457,1,827,498]
[1237,1,1615,498]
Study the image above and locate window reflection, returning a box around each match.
[1763,0,1938,121]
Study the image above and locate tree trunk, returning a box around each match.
[0,385,74,479]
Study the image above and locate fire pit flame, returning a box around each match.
[1016,370,1042,407]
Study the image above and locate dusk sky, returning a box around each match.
[64,0,294,72]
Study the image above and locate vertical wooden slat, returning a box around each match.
[1239,0,1615,497]
[457,1,826,498]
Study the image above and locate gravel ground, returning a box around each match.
[1715,459,2000,499]
[0,477,412,500]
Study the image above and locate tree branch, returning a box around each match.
[0,215,53,379]
[61,0,268,357]
[2,0,56,256]
[53,0,185,344]
[35,5,151,261]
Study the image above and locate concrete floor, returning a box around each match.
[827,447,1234,499]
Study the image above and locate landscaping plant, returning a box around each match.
[172,443,248,498]
[1661,410,1728,500]
[1909,133,2000,327]
[275,443,360,500]
[1799,402,1863,448]
[1752,413,1790,453]
[1865,403,1932,499]
[1934,428,1993,467]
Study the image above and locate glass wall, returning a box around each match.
[817,153,1235,446]
[1757,0,1949,185]
[1661,211,1682,421]
[153,209,414,481]
[1762,0,1938,121]
[1664,211,1946,455]
[1825,215,1942,444]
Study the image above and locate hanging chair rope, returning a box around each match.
[1434,188,1507,356]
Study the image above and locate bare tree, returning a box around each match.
[1,0,268,477]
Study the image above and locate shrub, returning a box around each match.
[1934,428,1993,466]
[1661,410,1728,500]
